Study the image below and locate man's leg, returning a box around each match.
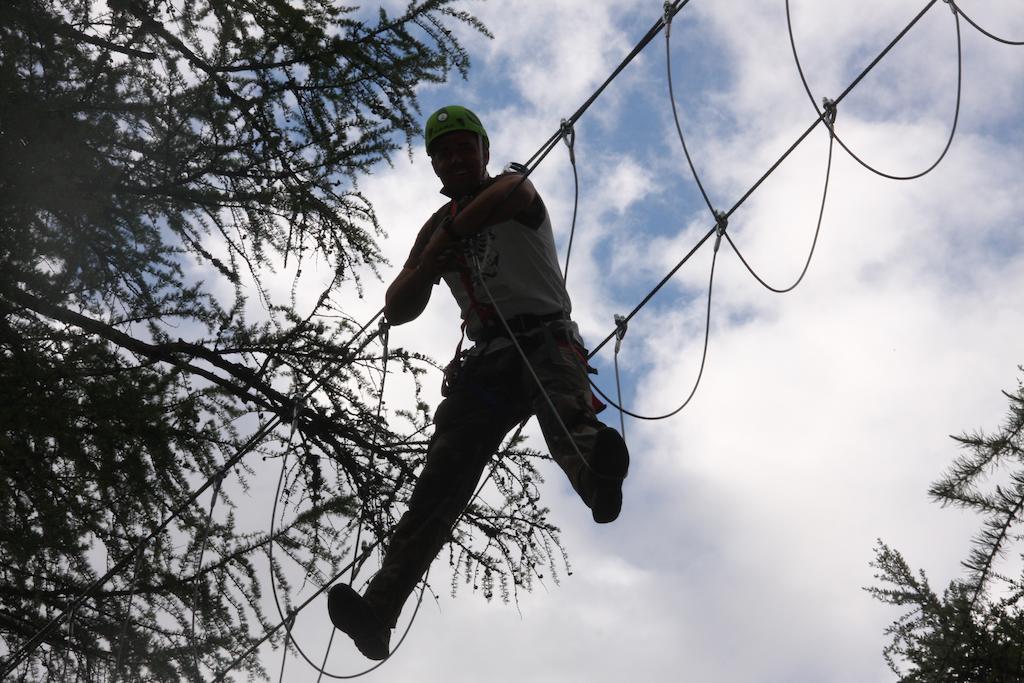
[329,349,524,658]
[525,331,629,523]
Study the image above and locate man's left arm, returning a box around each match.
[419,173,537,264]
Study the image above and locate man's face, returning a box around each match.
[429,130,489,197]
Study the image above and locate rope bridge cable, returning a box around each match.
[213,0,1019,675]
[786,0,962,181]
[0,416,283,679]
[524,0,693,171]
[612,315,629,438]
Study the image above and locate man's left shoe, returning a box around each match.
[589,427,629,524]
[327,584,391,660]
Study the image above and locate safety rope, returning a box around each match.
[471,254,598,477]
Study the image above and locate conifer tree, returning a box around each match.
[0,1,566,679]
[869,372,1024,681]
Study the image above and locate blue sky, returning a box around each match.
[250,1,1024,681]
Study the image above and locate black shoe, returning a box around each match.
[327,584,391,660]
[589,427,629,524]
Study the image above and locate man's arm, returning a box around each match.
[384,173,537,326]
[384,214,445,325]
[417,173,537,267]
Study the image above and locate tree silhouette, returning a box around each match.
[869,371,1024,682]
[0,1,566,679]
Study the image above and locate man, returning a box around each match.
[328,105,629,660]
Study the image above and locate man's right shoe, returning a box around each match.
[589,427,629,524]
[327,584,391,661]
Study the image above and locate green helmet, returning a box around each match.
[424,105,488,154]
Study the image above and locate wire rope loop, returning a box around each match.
[727,132,836,294]
[590,245,720,421]
[664,7,716,218]
[264,446,414,680]
[950,2,1024,45]
[786,0,964,181]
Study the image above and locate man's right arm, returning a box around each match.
[384,213,448,325]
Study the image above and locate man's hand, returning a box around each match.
[418,220,461,277]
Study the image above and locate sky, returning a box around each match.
[249,1,1024,681]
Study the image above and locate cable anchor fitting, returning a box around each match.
[942,0,957,15]
[822,97,838,130]
[713,210,728,252]
[663,1,675,34]
[560,118,576,165]
[613,314,629,354]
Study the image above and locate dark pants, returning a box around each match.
[363,326,606,627]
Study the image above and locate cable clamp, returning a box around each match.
[613,314,628,354]
[663,1,674,34]
[713,210,728,252]
[560,118,576,165]
[942,0,957,14]
[822,97,838,128]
